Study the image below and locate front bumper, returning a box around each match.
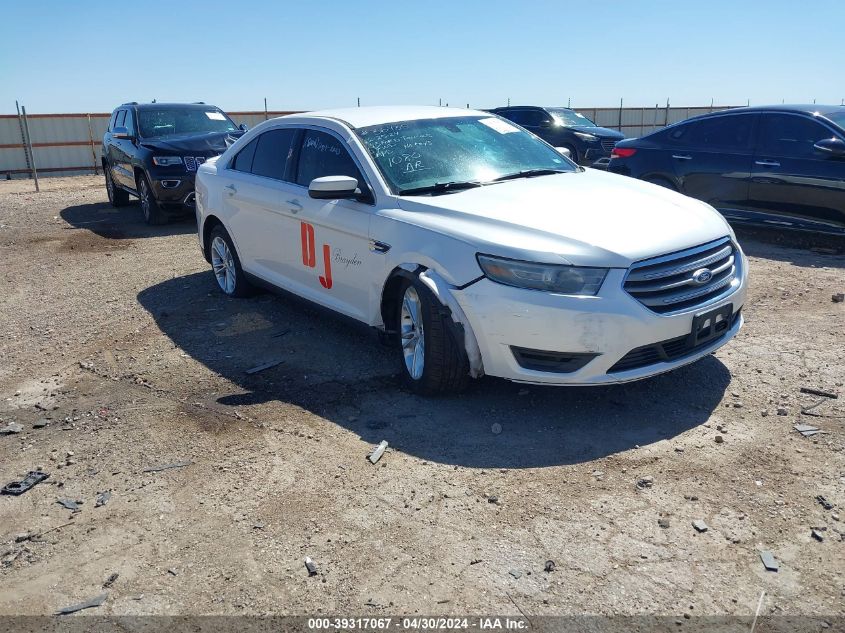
[148,170,197,209]
[452,264,748,386]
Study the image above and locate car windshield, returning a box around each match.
[137,108,238,138]
[547,108,598,128]
[357,116,576,194]
[822,110,845,131]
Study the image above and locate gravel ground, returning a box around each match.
[0,175,843,618]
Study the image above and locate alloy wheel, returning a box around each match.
[105,169,114,202]
[211,236,237,295]
[400,286,425,380]
[139,179,151,222]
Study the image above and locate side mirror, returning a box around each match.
[555,146,572,159]
[309,175,359,200]
[238,123,249,131]
[538,120,552,129]
[113,126,132,140]
[814,137,845,156]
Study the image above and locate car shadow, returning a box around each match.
[734,226,845,269]
[137,271,732,469]
[60,202,196,239]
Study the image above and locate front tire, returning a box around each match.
[105,166,129,207]
[395,277,470,395]
[138,174,167,225]
[209,225,253,298]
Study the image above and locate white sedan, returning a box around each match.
[195,106,747,394]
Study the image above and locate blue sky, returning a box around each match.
[2,0,844,114]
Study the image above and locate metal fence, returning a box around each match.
[1,105,739,179]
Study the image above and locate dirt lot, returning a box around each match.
[0,175,843,618]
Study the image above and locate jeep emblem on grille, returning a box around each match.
[692,268,713,284]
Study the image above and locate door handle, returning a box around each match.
[286,199,303,214]
[755,160,781,167]
[671,154,693,160]
[223,184,237,195]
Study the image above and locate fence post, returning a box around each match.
[21,106,39,192]
[86,114,98,175]
[15,101,32,179]
[618,98,623,131]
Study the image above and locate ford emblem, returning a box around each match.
[692,268,713,284]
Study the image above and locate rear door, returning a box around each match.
[669,113,756,213]
[221,127,299,285]
[746,113,845,229]
[110,109,135,188]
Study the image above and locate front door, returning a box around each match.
[746,113,845,230]
[281,128,376,323]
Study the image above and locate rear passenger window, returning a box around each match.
[250,128,297,180]
[296,130,365,188]
[757,114,831,158]
[685,115,753,150]
[231,137,258,172]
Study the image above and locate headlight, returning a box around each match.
[477,254,608,295]
[573,131,598,142]
[152,156,183,166]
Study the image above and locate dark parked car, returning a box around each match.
[102,102,245,224]
[489,106,624,167]
[608,105,845,234]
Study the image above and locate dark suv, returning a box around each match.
[102,102,245,224]
[489,106,624,167]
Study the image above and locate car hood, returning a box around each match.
[139,131,244,155]
[393,169,732,268]
[570,125,625,139]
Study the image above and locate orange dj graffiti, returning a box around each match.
[300,221,332,289]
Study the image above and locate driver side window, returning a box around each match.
[296,130,366,190]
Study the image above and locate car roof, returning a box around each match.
[690,104,845,120]
[125,103,222,110]
[275,105,490,129]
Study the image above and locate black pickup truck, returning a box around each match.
[101,102,245,224]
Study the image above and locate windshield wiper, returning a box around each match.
[492,168,569,182]
[397,181,482,196]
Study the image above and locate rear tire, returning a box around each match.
[395,277,470,395]
[209,225,253,298]
[138,173,167,225]
[105,166,129,207]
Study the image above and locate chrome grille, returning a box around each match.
[600,138,617,153]
[623,237,738,314]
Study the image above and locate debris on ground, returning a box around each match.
[759,550,779,572]
[816,495,834,511]
[658,517,671,529]
[794,424,821,437]
[367,440,388,465]
[55,592,108,615]
[832,293,844,303]
[692,520,709,533]
[102,573,119,588]
[800,386,838,399]
[636,476,654,490]
[142,461,192,473]
[811,529,825,542]
[487,495,500,505]
[544,560,556,572]
[714,435,724,443]
[32,418,49,429]
[14,532,32,543]
[245,360,283,375]
[0,422,23,434]
[508,569,522,579]
[167,568,178,576]
[57,498,81,512]
[776,407,789,416]
[470,559,482,565]
[304,557,318,576]
[2,471,49,496]
[95,491,111,507]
